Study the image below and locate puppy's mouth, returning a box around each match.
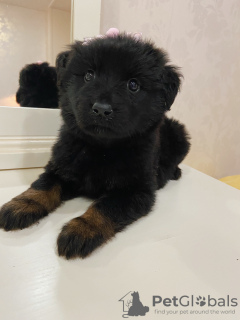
[78,117,117,138]
[86,124,113,134]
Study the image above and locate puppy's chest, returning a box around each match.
[64,146,139,191]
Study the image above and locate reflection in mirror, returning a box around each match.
[0,0,71,108]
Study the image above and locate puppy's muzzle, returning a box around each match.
[92,102,113,118]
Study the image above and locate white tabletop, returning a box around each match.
[0,165,239,320]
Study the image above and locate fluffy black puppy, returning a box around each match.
[0,34,190,259]
[16,62,58,108]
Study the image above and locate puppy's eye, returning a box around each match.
[84,70,95,82]
[127,79,140,92]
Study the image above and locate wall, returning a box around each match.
[100,0,240,179]
[73,0,101,41]
[0,3,47,103]
[48,8,71,65]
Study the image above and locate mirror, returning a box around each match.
[0,0,72,108]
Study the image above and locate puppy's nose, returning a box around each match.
[92,102,113,117]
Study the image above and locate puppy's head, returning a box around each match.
[57,35,181,140]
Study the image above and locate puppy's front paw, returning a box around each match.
[57,217,106,259]
[57,209,115,259]
[0,198,47,231]
[0,186,61,231]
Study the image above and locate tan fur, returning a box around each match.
[6,185,62,214]
[65,206,115,239]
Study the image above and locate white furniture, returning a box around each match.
[0,165,239,320]
[0,106,61,170]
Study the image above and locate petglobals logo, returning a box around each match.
[152,295,238,308]
[153,295,238,317]
[118,292,238,318]
[119,291,149,318]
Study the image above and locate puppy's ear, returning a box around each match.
[161,65,182,110]
[56,50,71,69]
[56,50,71,89]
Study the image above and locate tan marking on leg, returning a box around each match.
[2,198,42,215]
[66,206,115,239]
[15,184,62,212]
[0,184,62,231]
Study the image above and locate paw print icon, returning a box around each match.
[196,296,206,307]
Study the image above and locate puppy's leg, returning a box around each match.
[57,189,155,259]
[0,171,64,231]
[157,118,190,188]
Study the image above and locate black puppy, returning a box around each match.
[0,34,190,259]
[16,62,58,108]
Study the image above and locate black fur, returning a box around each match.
[16,62,58,108]
[0,34,190,259]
